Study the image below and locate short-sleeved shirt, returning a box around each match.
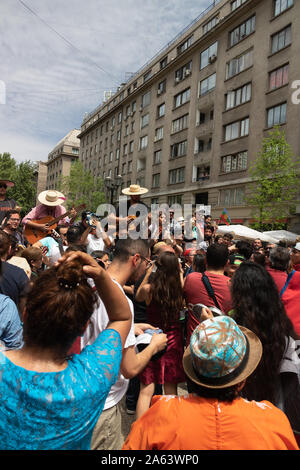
[0,328,122,450]
[81,280,136,410]
[122,394,299,450]
[183,270,232,346]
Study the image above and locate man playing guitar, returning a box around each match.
[22,190,78,244]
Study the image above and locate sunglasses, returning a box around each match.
[0,184,7,189]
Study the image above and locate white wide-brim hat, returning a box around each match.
[122,184,148,196]
[38,190,66,206]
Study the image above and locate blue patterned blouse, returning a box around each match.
[0,328,121,450]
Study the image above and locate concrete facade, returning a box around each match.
[46,129,80,191]
[78,0,300,225]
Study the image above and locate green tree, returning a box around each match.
[0,153,37,217]
[247,126,300,230]
[59,160,106,212]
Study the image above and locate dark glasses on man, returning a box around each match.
[0,184,7,189]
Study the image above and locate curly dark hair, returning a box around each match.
[230,261,297,403]
[150,252,184,330]
[23,257,99,357]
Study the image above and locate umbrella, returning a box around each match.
[217,225,278,243]
[263,230,299,243]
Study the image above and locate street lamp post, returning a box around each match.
[104,175,123,205]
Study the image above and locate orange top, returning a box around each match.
[123,394,299,451]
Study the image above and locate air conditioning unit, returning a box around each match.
[124,115,128,121]
[209,54,217,64]
[157,89,162,95]
[110,126,114,131]
[185,69,191,76]
[175,77,181,83]
[139,106,143,112]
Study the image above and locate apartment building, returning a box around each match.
[46,129,80,191]
[78,0,300,225]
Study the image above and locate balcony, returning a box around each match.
[192,175,210,184]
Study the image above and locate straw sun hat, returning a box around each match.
[38,190,66,207]
[122,184,148,196]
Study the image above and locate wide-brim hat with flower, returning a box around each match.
[122,184,148,196]
[183,316,262,389]
[38,190,66,207]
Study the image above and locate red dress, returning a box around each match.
[139,300,186,385]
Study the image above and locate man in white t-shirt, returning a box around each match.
[81,238,167,450]
[86,219,112,255]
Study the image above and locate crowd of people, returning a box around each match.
[0,180,300,450]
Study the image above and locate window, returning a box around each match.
[123,144,128,156]
[144,70,152,82]
[118,111,122,123]
[139,135,148,150]
[271,25,291,54]
[151,197,159,205]
[155,127,164,141]
[174,88,190,108]
[152,173,160,188]
[219,187,245,206]
[137,158,146,171]
[175,61,192,82]
[269,64,289,90]
[267,102,287,128]
[154,150,162,165]
[221,151,248,173]
[132,101,137,113]
[231,0,247,11]
[193,165,210,182]
[122,162,126,175]
[203,15,219,34]
[226,49,253,79]
[169,167,185,184]
[129,140,134,153]
[229,15,255,47]
[142,91,151,108]
[224,117,249,141]
[141,113,149,128]
[171,140,187,159]
[126,105,131,117]
[178,35,194,54]
[137,176,145,187]
[157,103,165,118]
[199,73,216,96]
[160,56,168,69]
[109,151,113,162]
[200,42,218,70]
[117,130,121,142]
[168,194,182,205]
[274,0,293,17]
[72,147,79,155]
[158,79,166,95]
[128,161,132,173]
[226,83,251,109]
[124,125,129,136]
[196,110,206,126]
[172,114,189,134]
[112,116,116,127]
[116,148,120,160]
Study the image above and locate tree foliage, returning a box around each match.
[0,153,37,217]
[58,160,106,212]
[247,127,300,230]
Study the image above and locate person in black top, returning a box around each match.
[0,179,17,225]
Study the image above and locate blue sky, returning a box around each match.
[0,0,212,163]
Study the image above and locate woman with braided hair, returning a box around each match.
[0,251,131,450]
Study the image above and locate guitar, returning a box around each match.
[24,203,86,244]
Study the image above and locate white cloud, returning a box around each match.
[0,0,211,162]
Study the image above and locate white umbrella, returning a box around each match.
[217,225,278,243]
[263,230,299,243]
